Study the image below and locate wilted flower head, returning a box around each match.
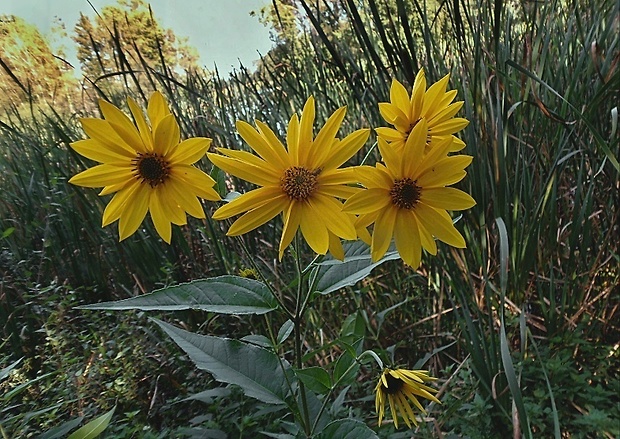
[375,368,441,429]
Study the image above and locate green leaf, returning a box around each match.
[315,419,378,439]
[78,275,277,315]
[0,357,22,382]
[312,241,399,295]
[152,318,294,405]
[1,227,15,240]
[277,320,294,345]
[333,347,360,386]
[67,406,115,439]
[340,311,366,338]
[37,417,84,439]
[294,367,331,394]
[181,387,232,404]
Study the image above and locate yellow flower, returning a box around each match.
[376,69,468,152]
[375,368,441,429]
[208,97,370,258]
[343,120,476,267]
[69,91,220,243]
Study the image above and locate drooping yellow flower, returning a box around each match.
[208,96,370,258]
[343,120,476,267]
[69,91,220,243]
[375,368,441,429]
[376,69,468,152]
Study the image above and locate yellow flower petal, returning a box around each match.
[127,97,154,151]
[216,149,280,180]
[118,183,150,241]
[415,204,466,248]
[99,100,147,153]
[153,114,181,156]
[279,200,302,259]
[299,202,330,255]
[343,188,390,214]
[419,187,476,210]
[80,118,135,155]
[168,137,211,165]
[428,101,464,125]
[255,120,291,168]
[102,180,142,227]
[401,118,428,177]
[149,192,172,243]
[308,105,346,169]
[297,96,315,164]
[208,153,278,187]
[421,73,450,116]
[165,179,205,219]
[212,186,282,220]
[227,196,288,236]
[70,139,131,164]
[375,126,404,142]
[327,232,345,261]
[394,210,422,267]
[429,118,469,136]
[286,113,300,166]
[390,78,412,117]
[69,164,133,187]
[171,165,220,201]
[320,128,370,171]
[371,207,397,261]
[310,194,356,240]
[158,183,188,225]
[417,156,472,187]
[236,120,287,171]
[414,213,437,255]
[147,91,171,131]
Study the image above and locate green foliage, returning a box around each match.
[79,275,279,315]
[0,0,618,436]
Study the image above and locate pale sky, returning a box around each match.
[0,0,273,74]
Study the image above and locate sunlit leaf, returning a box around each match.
[66,406,115,439]
[312,241,399,294]
[79,275,277,315]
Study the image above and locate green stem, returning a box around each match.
[293,233,311,436]
[309,350,384,435]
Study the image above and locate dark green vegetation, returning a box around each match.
[1,0,618,437]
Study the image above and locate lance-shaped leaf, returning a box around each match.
[152,318,294,406]
[79,275,277,315]
[315,419,379,439]
[66,406,115,439]
[312,241,400,295]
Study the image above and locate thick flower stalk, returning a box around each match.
[69,91,220,243]
[375,368,441,429]
[208,96,370,258]
[343,121,475,267]
[376,69,468,152]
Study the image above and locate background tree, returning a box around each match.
[73,0,199,96]
[0,15,77,111]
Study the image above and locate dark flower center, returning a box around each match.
[133,153,171,187]
[390,178,421,210]
[407,118,421,134]
[280,166,320,200]
[382,373,404,395]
